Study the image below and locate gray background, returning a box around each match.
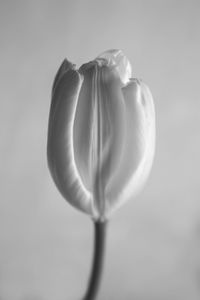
[0,0,200,299]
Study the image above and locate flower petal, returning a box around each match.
[74,63,126,219]
[47,68,93,215]
[96,66,126,215]
[73,66,94,193]
[106,79,155,216]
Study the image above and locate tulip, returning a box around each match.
[47,49,155,222]
[47,49,155,300]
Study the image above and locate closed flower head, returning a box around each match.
[47,49,155,221]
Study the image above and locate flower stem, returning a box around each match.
[83,220,107,300]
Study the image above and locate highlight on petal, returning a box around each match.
[47,67,93,216]
[96,49,132,85]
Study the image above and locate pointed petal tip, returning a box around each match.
[52,58,77,94]
[62,58,76,71]
[53,68,83,99]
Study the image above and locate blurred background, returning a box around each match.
[0,0,200,299]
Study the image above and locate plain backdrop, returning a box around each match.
[0,0,200,299]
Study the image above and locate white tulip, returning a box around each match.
[47,49,155,221]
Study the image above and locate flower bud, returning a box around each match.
[47,49,155,221]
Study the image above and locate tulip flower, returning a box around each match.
[47,49,155,220]
[47,49,155,300]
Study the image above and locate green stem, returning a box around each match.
[83,220,107,300]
